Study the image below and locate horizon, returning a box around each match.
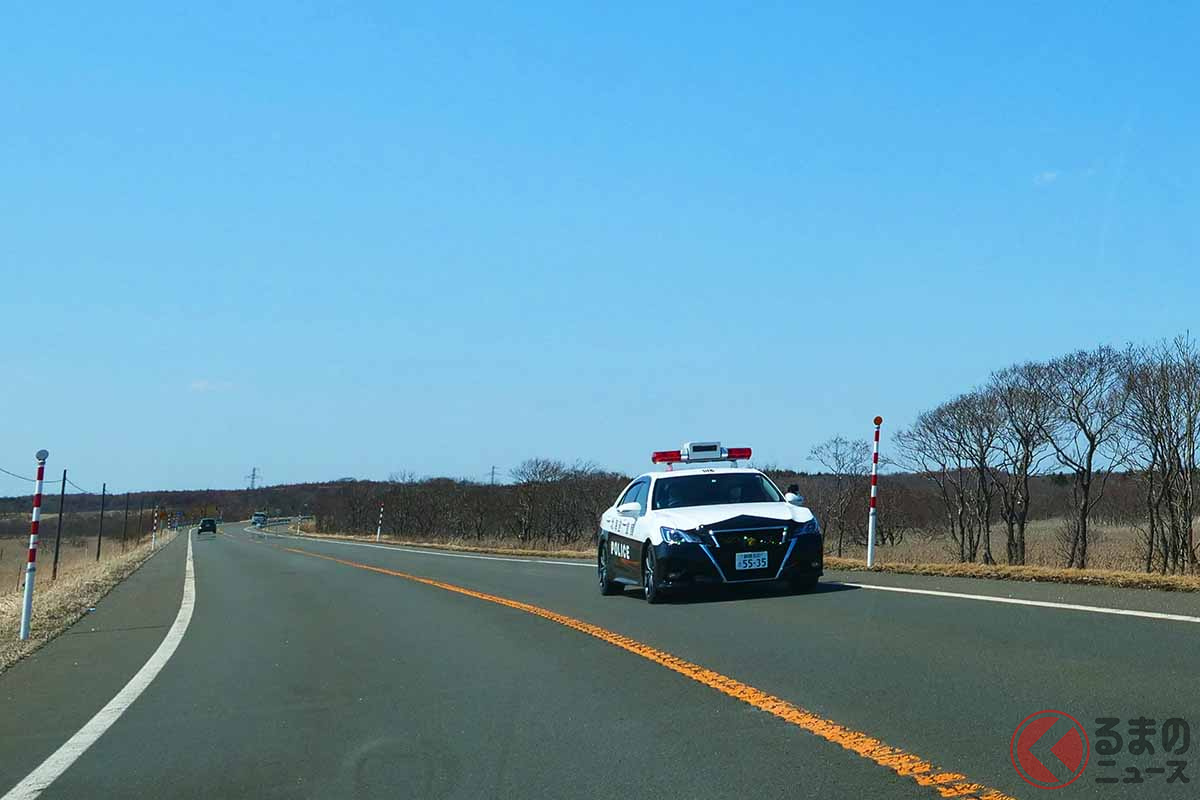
[0,456,1141,502]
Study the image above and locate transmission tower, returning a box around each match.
[246,467,259,490]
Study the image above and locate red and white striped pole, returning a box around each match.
[375,503,384,542]
[866,416,883,568]
[19,450,49,641]
[152,507,159,548]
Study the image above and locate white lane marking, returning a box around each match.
[838,581,1200,624]
[243,527,1200,625]
[2,532,196,800]
[248,528,591,568]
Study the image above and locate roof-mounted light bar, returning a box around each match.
[650,442,752,470]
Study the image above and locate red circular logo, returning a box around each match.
[1010,710,1090,789]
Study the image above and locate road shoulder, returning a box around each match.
[0,532,187,795]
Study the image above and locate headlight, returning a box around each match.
[791,519,820,537]
[661,526,702,545]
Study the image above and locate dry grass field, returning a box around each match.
[0,510,160,584]
[835,517,1147,571]
[0,513,179,672]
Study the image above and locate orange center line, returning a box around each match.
[278,543,1018,800]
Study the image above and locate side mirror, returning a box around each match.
[784,492,805,506]
[617,502,641,515]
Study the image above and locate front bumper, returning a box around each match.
[652,535,823,589]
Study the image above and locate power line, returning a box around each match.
[2,465,106,494]
[0,466,36,483]
[66,478,95,494]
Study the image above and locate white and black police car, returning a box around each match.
[597,442,822,603]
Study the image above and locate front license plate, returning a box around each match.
[735,551,768,570]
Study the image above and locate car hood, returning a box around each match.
[652,502,814,530]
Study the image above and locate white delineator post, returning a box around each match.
[375,503,384,542]
[866,416,883,568]
[152,508,159,549]
[19,450,49,641]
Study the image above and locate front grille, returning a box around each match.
[702,526,789,581]
[707,526,788,549]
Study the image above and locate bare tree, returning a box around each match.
[874,475,918,547]
[509,459,567,544]
[1036,346,1130,568]
[945,391,1003,564]
[1123,337,1200,573]
[989,364,1052,565]
[896,405,974,562]
[808,436,870,557]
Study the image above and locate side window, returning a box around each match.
[621,480,647,513]
[629,481,648,514]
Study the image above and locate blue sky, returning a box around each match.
[2,2,1196,492]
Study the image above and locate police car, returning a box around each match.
[598,442,823,603]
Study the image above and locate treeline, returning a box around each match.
[306,461,1112,555]
[0,482,344,549]
[311,462,629,547]
[3,461,1173,572]
[892,335,1199,573]
[0,483,345,524]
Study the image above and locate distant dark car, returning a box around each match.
[198,518,218,534]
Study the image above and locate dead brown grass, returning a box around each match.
[823,556,1200,592]
[824,517,1200,590]
[0,530,180,673]
[0,514,157,592]
[831,518,1147,570]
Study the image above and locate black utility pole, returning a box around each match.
[136,498,144,544]
[96,482,107,561]
[52,470,67,580]
[121,492,131,553]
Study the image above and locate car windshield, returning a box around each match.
[652,473,783,510]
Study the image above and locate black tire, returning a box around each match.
[598,540,622,596]
[789,575,819,594]
[643,547,663,604]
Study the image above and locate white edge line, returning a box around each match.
[838,581,1200,624]
[245,527,1200,625]
[2,532,196,800]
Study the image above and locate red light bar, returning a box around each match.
[726,447,752,460]
[652,450,683,464]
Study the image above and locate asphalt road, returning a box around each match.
[3,523,1199,799]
